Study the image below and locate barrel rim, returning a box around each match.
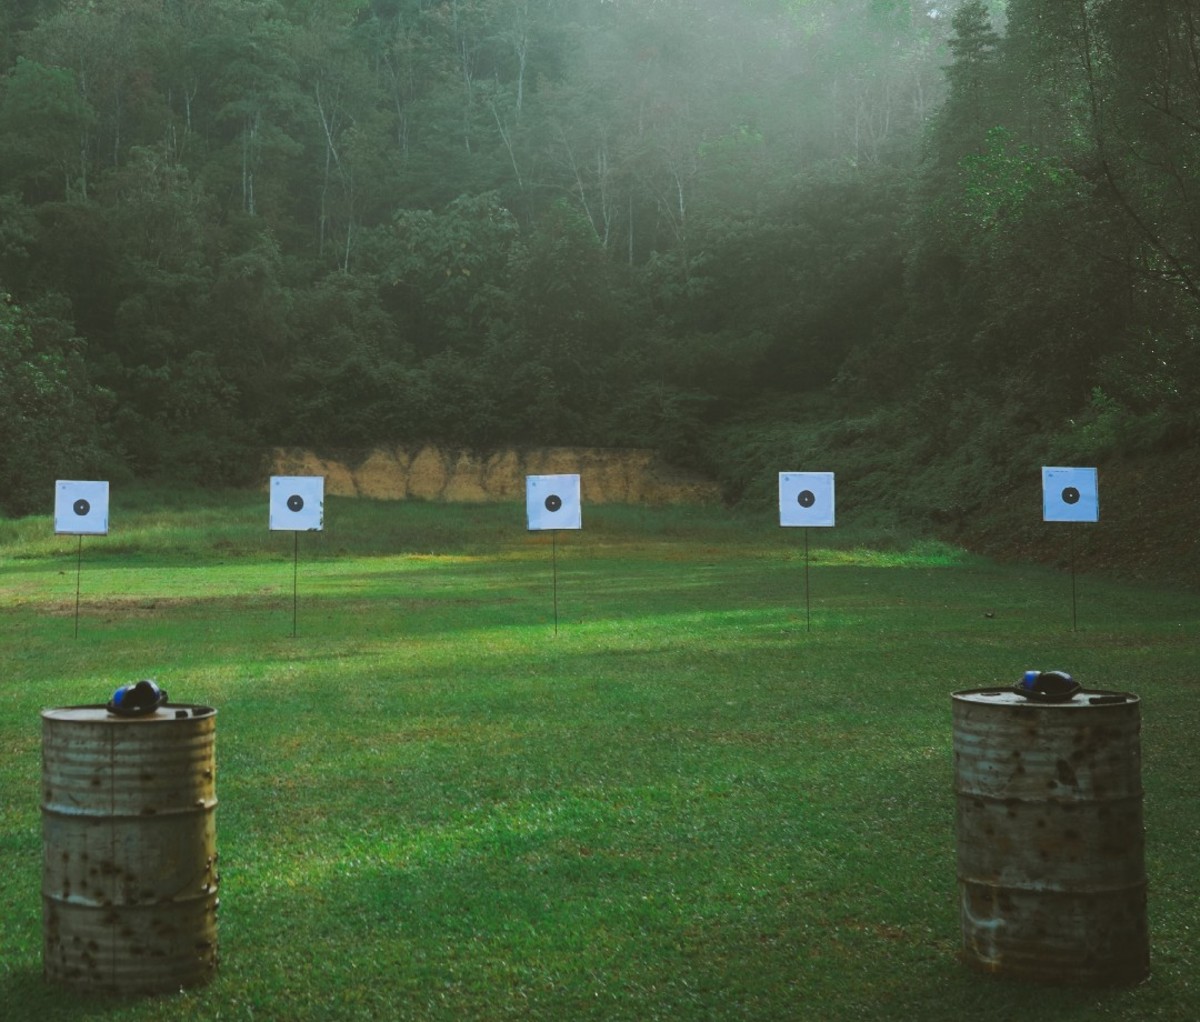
[42,704,217,722]
[951,687,1139,707]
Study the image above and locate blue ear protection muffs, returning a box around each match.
[107,679,170,716]
[1013,670,1081,703]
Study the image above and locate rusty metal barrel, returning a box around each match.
[951,688,1148,985]
[41,704,218,992]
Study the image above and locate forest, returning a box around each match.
[1,0,1197,547]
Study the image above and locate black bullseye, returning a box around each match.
[287,494,305,512]
[73,499,90,516]
[797,490,816,508]
[545,494,562,512]
[1062,487,1080,505]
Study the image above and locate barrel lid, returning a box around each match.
[42,704,217,723]
[951,688,1138,708]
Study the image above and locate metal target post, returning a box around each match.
[779,472,835,632]
[74,536,83,640]
[526,474,581,638]
[269,475,326,639]
[804,527,811,633]
[551,530,559,637]
[54,480,110,641]
[293,532,300,639]
[1069,530,1078,633]
[1042,467,1098,634]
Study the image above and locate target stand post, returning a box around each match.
[778,472,835,632]
[292,532,300,639]
[1069,531,1078,633]
[1041,467,1098,633]
[54,480,110,640]
[803,528,811,633]
[526,474,581,637]
[269,476,325,638]
[551,531,560,637]
[74,536,83,639]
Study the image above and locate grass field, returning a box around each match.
[1,490,1197,1021]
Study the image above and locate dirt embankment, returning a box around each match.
[951,445,1200,591]
[270,446,720,505]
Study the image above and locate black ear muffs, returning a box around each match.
[1014,670,1081,703]
[107,679,169,716]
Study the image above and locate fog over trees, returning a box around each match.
[1,0,1197,523]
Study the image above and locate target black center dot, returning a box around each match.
[287,494,305,512]
[73,499,91,516]
[1062,486,1081,505]
[797,490,816,509]
[544,494,562,512]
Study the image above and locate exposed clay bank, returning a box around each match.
[270,446,720,505]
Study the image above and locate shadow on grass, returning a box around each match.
[2,675,1193,1020]
[199,778,1170,1022]
[0,966,139,1021]
[2,554,1113,643]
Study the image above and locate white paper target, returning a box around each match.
[526,474,582,531]
[779,472,835,528]
[1042,466,1098,523]
[55,480,110,535]
[270,476,325,531]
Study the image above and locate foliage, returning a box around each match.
[0,57,96,202]
[0,290,110,516]
[0,0,1197,560]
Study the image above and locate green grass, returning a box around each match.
[1,492,1197,1021]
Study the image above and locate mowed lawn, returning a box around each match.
[0,492,1197,1021]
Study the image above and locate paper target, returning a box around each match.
[779,472,835,528]
[1042,467,1098,523]
[526,474,581,530]
[270,476,325,531]
[55,480,110,535]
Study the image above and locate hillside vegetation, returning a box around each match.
[1,1,1196,582]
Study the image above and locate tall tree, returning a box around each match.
[935,0,1002,164]
[0,57,96,202]
[0,289,108,515]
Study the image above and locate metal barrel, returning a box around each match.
[41,705,218,993]
[951,688,1148,985]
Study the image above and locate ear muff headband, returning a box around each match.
[1013,670,1081,703]
[107,679,170,716]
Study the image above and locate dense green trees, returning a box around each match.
[0,291,109,515]
[0,0,1195,522]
